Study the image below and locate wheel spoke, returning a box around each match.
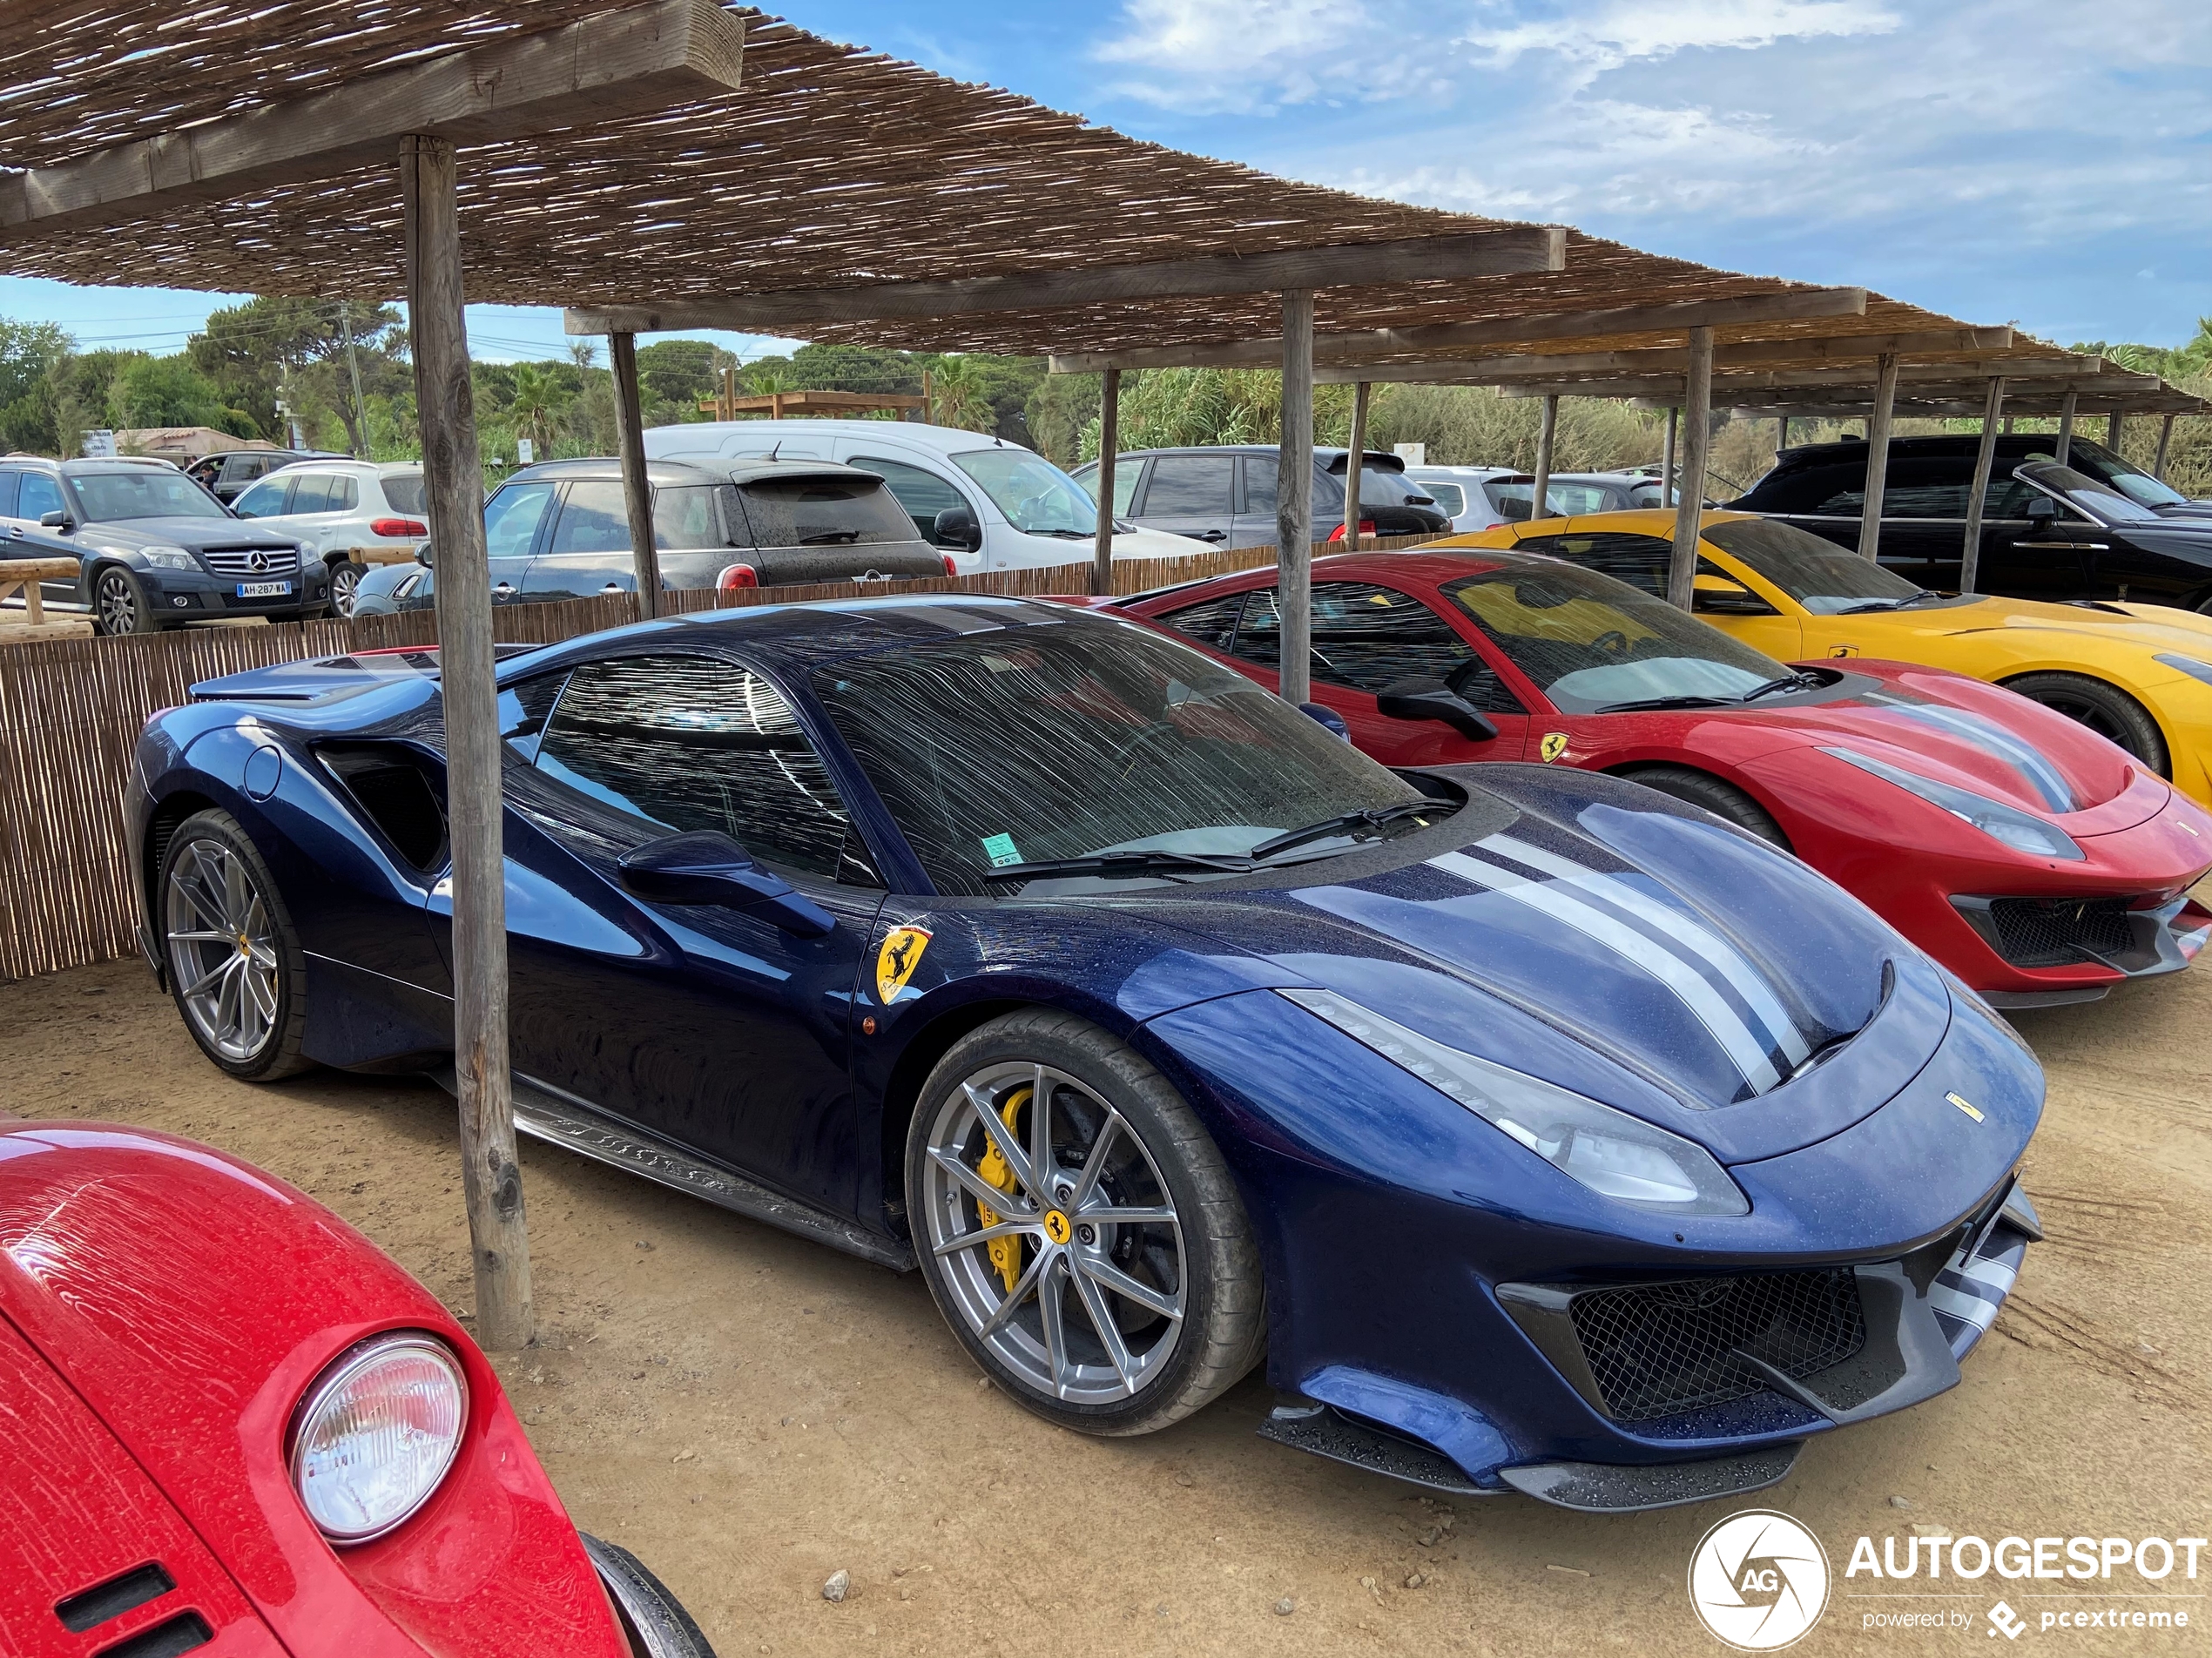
[1028,1064,1053,1195]
[1069,1109,1123,1210]
[1070,1257,1138,1390]
[1036,1253,1069,1397]
[223,851,252,927]
[931,1219,1030,1259]
[244,964,278,1024]
[1076,1253,1183,1323]
[975,1246,1049,1340]
[167,929,233,945]
[180,954,239,1001]
[214,956,243,1043]
[929,1145,1037,1219]
[1080,1205,1177,1226]
[961,1082,1035,1195]
[175,867,229,935]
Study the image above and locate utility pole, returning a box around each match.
[341,298,371,459]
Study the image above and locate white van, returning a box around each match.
[641,419,1204,572]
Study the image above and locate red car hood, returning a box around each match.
[1742,664,2151,828]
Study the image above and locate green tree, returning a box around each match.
[188,296,401,455]
[0,319,72,453]
[506,362,572,457]
[107,354,255,435]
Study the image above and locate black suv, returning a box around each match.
[1732,435,2212,610]
[1067,447,1452,549]
[183,448,350,504]
[351,455,950,615]
[0,456,327,633]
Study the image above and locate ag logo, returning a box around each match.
[1687,1509,1830,1651]
[874,926,933,1004]
[1539,731,1570,764]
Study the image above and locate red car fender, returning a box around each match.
[0,1124,627,1658]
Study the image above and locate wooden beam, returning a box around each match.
[608,333,661,619]
[1669,329,1712,610]
[1343,381,1372,546]
[1048,288,1870,374]
[566,227,1564,335]
[1531,394,1558,524]
[1858,353,1900,563]
[3,0,743,238]
[1961,375,2006,596]
[1488,357,2094,400]
[1311,327,2015,385]
[1278,291,1316,706]
[1092,368,1120,598]
[401,132,532,1352]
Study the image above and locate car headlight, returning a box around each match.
[1279,988,1750,1215]
[140,543,198,570]
[291,1332,469,1544]
[2155,653,2212,689]
[1822,746,2083,860]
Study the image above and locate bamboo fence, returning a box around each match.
[0,536,1432,982]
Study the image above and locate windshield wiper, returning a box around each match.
[1834,589,1937,615]
[1246,799,1439,861]
[799,530,862,545]
[1739,671,1823,703]
[981,849,1257,885]
[1593,694,1738,713]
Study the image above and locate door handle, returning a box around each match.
[1195,529,1228,543]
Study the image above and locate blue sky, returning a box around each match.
[5,0,2207,361]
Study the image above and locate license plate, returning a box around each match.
[235,580,292,597]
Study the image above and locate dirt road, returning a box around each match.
[6,954,2205,1656]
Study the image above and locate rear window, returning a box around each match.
[381,474,427,517]
[735,475,914,547]
[1420,481,1466,516]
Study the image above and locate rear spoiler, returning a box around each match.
[1323,450,1407,475]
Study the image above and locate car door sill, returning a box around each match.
[430,1065,915,1271]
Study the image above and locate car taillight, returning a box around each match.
[941,554,959,576]
[369,518,428,538]
[717,563,760,590]
[1327,519,1379,543]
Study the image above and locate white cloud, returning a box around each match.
[1091,0,1451,111]
[1456,0,1899,79]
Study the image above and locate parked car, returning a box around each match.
[0,1116,715,1656]
[183,446,349,503]
[644,419,1204,570]
[137,596,2043,1511]
[1405,465,1521,531]
[0,455,329,633]
[1732,435,2212,607]
[1406,468,1673,529]
[1447,509,2212,806]
[229,459,430,615]
[349,456,952,617]
[1067,446,1451,549]
[1116,548,2212,1005]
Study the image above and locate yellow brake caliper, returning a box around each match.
[974,1085,1031,1294]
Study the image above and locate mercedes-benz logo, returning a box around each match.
[247,549,269,573]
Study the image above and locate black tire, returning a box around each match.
[580,1536,719,1658]
[92,564,160,635]
[1619,764,1791,850]
[1999,672,2169,776]
[329,557,368,617]
[906,1008,1264,1437]
[158,809,314,1081]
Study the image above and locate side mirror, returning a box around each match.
[38,510,68,530]
[1298,701,1352,741]
[617,830,836,937]
[1692,571,1776,617]
[415,540,434,567]
[2023,495,2059,528]
[1375,676,1500,742]
[932,504,983,555]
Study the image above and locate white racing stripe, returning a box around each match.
[1477,832,1811,1067]
[1430,849,1784,1091]
[1884,703,2076,812]
[1930,1280,2003,1331]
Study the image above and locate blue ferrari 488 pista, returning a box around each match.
[130,596,2043,1511]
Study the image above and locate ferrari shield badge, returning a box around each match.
[875,926,934,1004]
[1539,731,1569,764]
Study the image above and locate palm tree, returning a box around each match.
[569,340,598,372]
[507,362,571,458]
[928,355,991,432]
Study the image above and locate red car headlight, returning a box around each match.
[291,1333,469,1544]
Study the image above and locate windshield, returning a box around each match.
[813,620,1426,896]
[952,447,1098,536]
[1702,517,1920,613]
[2062,441,2188,509]
[1446,563,1790,713]
[2022,463,2163,524]
[69,468,229,522]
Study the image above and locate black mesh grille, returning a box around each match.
[1986,897,2134,967]
[1567,1270,1865,1422]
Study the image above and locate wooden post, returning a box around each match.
[1091,367,1121,596]
[1960,375,2006,596]
[1662,407,1678,507]
[1667,327,1712,610]
[2106,410,2123,453]
[399,133,532,1352]
[1278,290,1316,704]
[2003,414,2014,435]
[1857,352,1899,563]
[2055,388,2076,466]
[1342,381,1371,546]
[1531,394,1558,522]
[607,332,661,620]
[2154,415,2175,482]
[1777,414,1790,455]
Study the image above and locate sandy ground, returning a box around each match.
[3,952,2206,1657]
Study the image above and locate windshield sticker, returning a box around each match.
[981,832,1022,867]
[875,927,934,1004]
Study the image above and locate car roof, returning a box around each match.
[499,455,882,487]
[1768,434,2104,469]
[648,420,1032,460]
[57,456,187,474]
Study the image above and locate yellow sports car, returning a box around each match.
[1440,509,2212,805]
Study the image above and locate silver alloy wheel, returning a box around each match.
[921,1061,1186,1404]
[331,562,362,616]
[165,839,281,1061]
[96,569,140,633]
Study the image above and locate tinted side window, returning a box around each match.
[483,482,556,557]
[1241,456,1277,516]
[290,474,338,514]
[1138,455,1234,516]
[651,485,725,549]
[1530,531,1674,597]
[550,481,631,554]
[330,475,360,513]
[231,476,293,518]
[0,471,18,517]
[1307,582,1474,693]
[1879,460,1968,520]
[18,472,64,522]
[848,455,967,543]
[498,671,570,764]
[1742,464,1850,514]
[1155,591,1245,652]
[535,655,855,880]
